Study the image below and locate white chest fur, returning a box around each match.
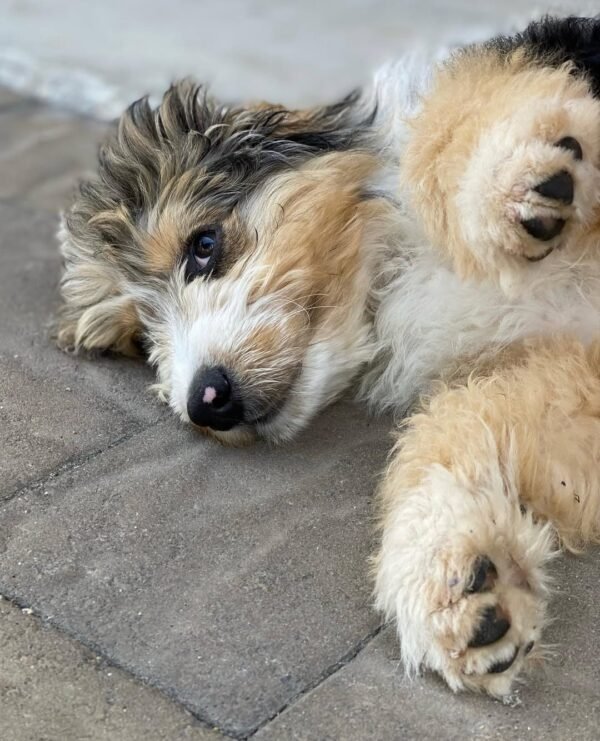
[365,240,600,412]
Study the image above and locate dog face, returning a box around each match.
[58,82,386,443]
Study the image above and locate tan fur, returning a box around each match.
[375,336,600,694]
[402,49,600,291]
[59,144,382,387]
[244,152,379,305]
[204,152,384,444]
[56,250,143,358]
[392,337,600,543]
[56,81,372,360]
[130,148,388,444]
[371,36,600,698]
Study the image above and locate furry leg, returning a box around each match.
[374,337,600,695]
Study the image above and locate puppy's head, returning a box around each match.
[58,81,386,443]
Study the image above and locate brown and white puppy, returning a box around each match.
[57,84,391,444]
[57,16,600,697]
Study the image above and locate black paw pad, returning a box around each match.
[534,170,574,205]
[522,216,565,241]
[466,556,497,594]
[487,646,518,674]
[556,136,583,161]
[468,605,510,648]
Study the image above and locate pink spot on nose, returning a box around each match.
[202,386,217,404]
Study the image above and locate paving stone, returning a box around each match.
[0,597,223,741]
[0,408,391,737]
[0,99,108,212]
[0,356,130,499]
[0,201,164,497]
[255,553,600,741]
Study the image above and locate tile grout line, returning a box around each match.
[0,590,237,739]
[1,579,386,740]
[243,621,386,739]
[0,416,165,506]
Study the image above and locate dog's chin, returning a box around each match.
[195,397,300,447]
[205,425,258,447]
[189,402,289,447]
[202,406,293,447]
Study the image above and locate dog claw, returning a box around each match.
[534,170,574,205]
[468,605,510,648]
[522,216,565,241]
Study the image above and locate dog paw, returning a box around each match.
[504,138,588,262]
[457,96,600,268]
[425,551,547,696]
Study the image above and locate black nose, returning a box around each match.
[187,367,244,431]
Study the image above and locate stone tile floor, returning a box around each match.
[2,5,600,736]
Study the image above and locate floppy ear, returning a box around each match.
[56,216,143,357]
[55,81,211,358]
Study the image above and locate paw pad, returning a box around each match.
[533,170,574,205]
[487,646,519,674]
[515,137,584,253]
[468,605,510,648]
[522,215,565,242]
[556,136,583,161]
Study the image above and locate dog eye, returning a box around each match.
[185,229,221,281]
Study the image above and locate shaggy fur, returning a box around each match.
[57,16,600,695]
[376,337,600,695]
[58,85,388,443]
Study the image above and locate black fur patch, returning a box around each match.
[66,81,373,273]
[110,85,367,207]
[489,16,600,97]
